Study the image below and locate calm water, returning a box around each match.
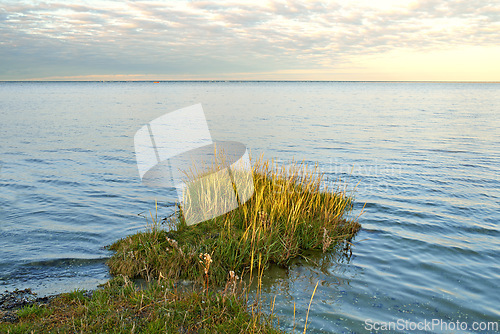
[1,82,498,333]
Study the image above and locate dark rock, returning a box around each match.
[0,288,59,323]
[0,288,37,311]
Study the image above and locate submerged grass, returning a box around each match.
[107,156,361,286]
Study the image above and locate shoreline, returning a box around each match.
[0,288,72,323]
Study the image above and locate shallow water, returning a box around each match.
[1,82,499,333]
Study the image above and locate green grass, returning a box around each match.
[1,276,283,333]
[15,304,53,319]
[107,156,361,286]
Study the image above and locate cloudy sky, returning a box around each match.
[1,0,499,81]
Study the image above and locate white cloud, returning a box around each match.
[0,0,499,80]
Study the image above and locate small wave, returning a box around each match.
[24,158,53,165]
[0,183,36,190]
[427,148,470,154]
[37,179,81,187]
[59,148,93,153]
[23,257,110,268]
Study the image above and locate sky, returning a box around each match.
[1,0,499,81]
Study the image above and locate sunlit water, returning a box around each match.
[1,82,498,333]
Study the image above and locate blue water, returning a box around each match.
[1,82,499,333]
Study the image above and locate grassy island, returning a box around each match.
[1,158,360,333]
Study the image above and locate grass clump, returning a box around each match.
[1,275,282,333]
[107,156,361,286]
[15,304,53,319]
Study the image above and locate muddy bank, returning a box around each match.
[0,288,52,323]
[0,288,93,323]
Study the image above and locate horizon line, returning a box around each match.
[1,80,499,83]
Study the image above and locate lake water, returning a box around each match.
[1,82,498,333]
